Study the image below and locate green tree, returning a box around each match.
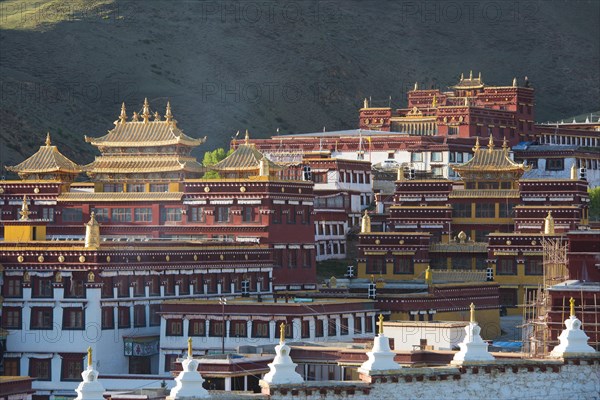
[201,148,232,178]
[589,187,600,221]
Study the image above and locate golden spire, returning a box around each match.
[85,211,101,248]
[19,195,30,221]
[279,322,285,344]
[569,297,575,317]
[469,302,475,323]
[87,346,93,367]
[472,137,480,152]
[165,101,173,122]
[153,111,161,121]
[469,70,473,80]
[512,77,517,87]
[142,98,150,123]
[363,98,369,108]
[478,72,481,81]
[132,112,140,122]
[414,81,418,91]
[45,132,51,147]
[571,164,578,180]
[460,73,464,81]
[119,102,127,124]
[432,95,437,107]
[425,265,432,285]
[244,129,250,145]
[502,136,508,151]
[188,337,193,358]
[377,314,384,335]
[487,135,494,152]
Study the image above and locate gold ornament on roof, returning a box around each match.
[132,111,140,122]
[165,101,173,122]
[119,102,127,124]
[188,337,193,358]
[487,135,495,152]
[142,98,151,123]
[45,132,52,146]
[19,195,30,221]
[88,346,93,367]
[153,111,161,121]
[472,137,481,151]
[470,302,475,323]
[244,129,250,145]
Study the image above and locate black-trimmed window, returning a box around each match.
[3,277,22,298]
[499,202,515,218]
[160,208,182,222]
[546,158,564,171]
[61,356,84,381]
[476,203,495,218]
[166,319,183,336]
[215,207,230,223]
[32,277,53,298]
[327,318,337,336]
[30,307,53,330]
[242,206,255,223]
[134,208,153,222]
[190,207,205,222]
[525,259,544,275]
[230,320,247,337]
[411,152,423,162]
[134,305,146,327]
[252,321,269,338]
[42,207,54,221]
[497,258,517,275]
[29,358,51,381]
[315,319,324,337]
[101,307,114,329]
[128,184,145,192]
[63,208,83,222]
[354,317,363,334]
[3,358,20,376]
[2,307,22,329]
[149,304,161,326]
[104,183,123,192]
[164,354,179,373]
[288,249,297,268]
[209,320,225,337]
[118,306,130,329]
[112,208,132,222]
[62,308,84,330]
[366,257,386,274]
[189,319,206,336]
[431,152,442,162]
[150,183,169,192]
[91,208,109,222]
[453,203,471,218]
[340,318,349,335]
[394,258,414,274]
[301,320,310,338]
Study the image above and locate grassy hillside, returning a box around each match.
[0,0,598,172]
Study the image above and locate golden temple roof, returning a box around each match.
[83,156,204,174]
[451,136,530,174]
[58,192,183,202]
[211,141,282,172]
[6,133,81,178]
[451,71,484,89]
[85,100,206,148]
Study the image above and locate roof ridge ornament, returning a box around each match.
[472,137,480,152]
[142,98,150,123]
[119,102,127,124]
[153,111,161,121]
[469,70,473,80]
[245,129,250,145]
[502,136,508,151]
[45,132,52,147]
[165,101,173,123]
[132,111,140,122]
[512,77,517,87]
[487,135,494,152]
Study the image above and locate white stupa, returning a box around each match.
[75,347,105,400]
[358,314,401,374]
[451,303,495,365]
[262,323,304,384]
[167,338,210,399]
[550,297,597,358]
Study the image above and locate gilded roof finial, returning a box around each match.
[20,195,30,221]
[45,132,51,147]
[132,112,140,122]
[165,101,173,122]
[153,111,161,121]
[512,77,517,87]
[88,346,93,368]
[119,102,127,124]
[469,70,473,80]
[188,337,193,358]
[244,129,250,145]
[569,297,575,317]
[487,135,494,152]
[460,73,464,81]
[363,97,369,108]
[377,314,384,335]
[502,136,508,151]
[414,81,418,91]
[470,302,475,323]
[142,98,150,123]
[472,137,480,152]
[478,71,481,81]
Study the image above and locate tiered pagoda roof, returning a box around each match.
[451,136,531,179]
[83,99,206,181]
[6,133,81,181]
[451,71,485,90]
[210,131,282,176]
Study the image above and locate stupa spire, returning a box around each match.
[487,134,495,152]
[119,102,127,124]
[142,98,150,123]
[165,101,173,122]
[45,132,52,146]
[472,137,480,152]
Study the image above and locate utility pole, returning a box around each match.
[219,297,227,354]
